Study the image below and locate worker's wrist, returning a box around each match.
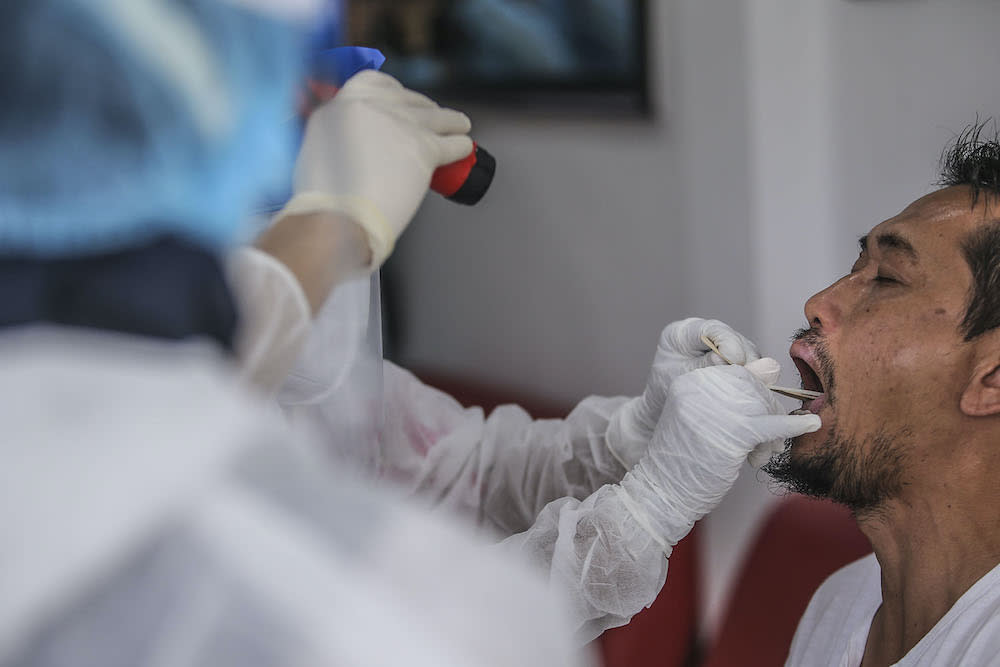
[273,191,393,270]
[255,208,373,314]
[615,469,687,555]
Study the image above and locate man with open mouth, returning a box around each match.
[766,122,1000,666]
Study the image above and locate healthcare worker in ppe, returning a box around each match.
[230,53,824,646]
[0,2,593,666]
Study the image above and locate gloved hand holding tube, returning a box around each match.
[274,47,494,271]
[302,47,496,206]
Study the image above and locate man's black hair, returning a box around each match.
[937,120,1000,341]
[939,120,1000,208]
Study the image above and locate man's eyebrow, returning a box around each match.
[857,232,918,260]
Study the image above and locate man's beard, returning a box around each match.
[762,327,908,515]
[762,425,909,516]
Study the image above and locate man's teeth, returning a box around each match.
[791,408,812,416]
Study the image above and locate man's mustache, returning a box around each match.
[792,327,822,345]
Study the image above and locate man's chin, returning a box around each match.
[761,435,838,503]
[765,422,907,515]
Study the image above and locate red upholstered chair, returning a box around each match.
[598,525,701,667]
[701,495,872,667]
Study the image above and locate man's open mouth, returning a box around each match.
[789,340,827,415]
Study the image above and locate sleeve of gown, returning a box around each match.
[495,485,672,644]
[225,246,375,406]
[225,247,312,394]
[381,364,674,642]
[380,361,630,535]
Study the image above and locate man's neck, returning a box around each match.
[857,484,1000,667]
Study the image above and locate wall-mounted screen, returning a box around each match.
[343,0,650,114]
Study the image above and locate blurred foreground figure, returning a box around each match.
[771,124,1000,666]
[0,2,589,665]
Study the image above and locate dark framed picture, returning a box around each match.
[343,0,650,115]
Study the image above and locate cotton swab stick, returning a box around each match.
[769,386,823,401]
[699,335,823,401]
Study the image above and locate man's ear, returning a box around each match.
[961,358,1000,417]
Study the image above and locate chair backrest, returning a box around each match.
[701,495,872,667]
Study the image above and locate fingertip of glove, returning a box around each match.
[446,108,473,133]
[786,412,822,434]
[801,413,823,432]
[438,134,475,165]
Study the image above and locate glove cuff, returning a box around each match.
[616,465,697,554]
[273,192,395,270]
[613,483,672,554]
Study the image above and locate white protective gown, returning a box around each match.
[230,246,676,642]
[0,325,591,667]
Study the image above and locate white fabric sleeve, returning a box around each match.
[496,485,671,644]
[225,246,375,406]
[380,361,630,535]
[380,363,672,642]
[225,247,312,394]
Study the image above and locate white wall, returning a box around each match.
[388,0,1000,642]
[388,0,756,405]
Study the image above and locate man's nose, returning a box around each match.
[804,275,851,331]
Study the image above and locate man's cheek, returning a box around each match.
[825,360,877,440]
[885,334,962,406]
[791,424,830,455]
[893,346,922,373]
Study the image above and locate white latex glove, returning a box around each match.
[606,318,760,469]
[275,70,474,269]
[616,361,821,552]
